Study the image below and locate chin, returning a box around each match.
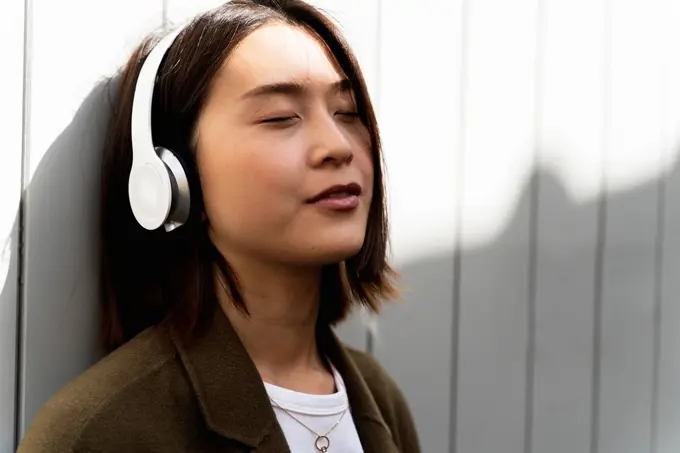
[302,237,366,265]
[320,247,364,264]
[281,221,369,265]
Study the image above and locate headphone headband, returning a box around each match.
[130,25,185,163]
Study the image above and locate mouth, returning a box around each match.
[307,183,362,211]
[307,183,362,203]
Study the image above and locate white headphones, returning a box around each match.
[129,25,191,232]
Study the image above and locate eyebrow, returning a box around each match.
[240,78,352,100]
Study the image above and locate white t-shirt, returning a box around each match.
[264,366,365,453]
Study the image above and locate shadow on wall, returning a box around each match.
[0,80,116,446]
[383,152,680,453]
[3,78,680,453]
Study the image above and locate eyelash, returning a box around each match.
[261,111,359,124]
[261,116,297,124]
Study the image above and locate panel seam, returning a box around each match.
[14,0,33,447]
[590,1,611,452]
[523,0,545,451]
[450,0,468,451]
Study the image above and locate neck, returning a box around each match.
[215,253,332,391]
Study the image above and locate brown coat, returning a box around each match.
[17,307,421,453]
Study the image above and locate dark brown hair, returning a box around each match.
[100,0,397,352]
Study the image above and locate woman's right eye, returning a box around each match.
[261,116,298,124]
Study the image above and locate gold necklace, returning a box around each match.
[269,397,348,452]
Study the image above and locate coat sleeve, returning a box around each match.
[385,379,422,453]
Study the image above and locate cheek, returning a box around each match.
[197,135,305,228]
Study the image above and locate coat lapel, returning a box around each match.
[171,306,400,452]
[171,306,283,450]
[321,328,401,453]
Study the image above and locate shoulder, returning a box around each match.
[17,327,194,453]
[345,347,421,452]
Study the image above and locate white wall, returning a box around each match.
[4,0,680,452]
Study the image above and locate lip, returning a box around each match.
[307,182,362,203]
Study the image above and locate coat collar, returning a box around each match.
[170,306,399,452]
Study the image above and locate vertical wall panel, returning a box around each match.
[530,0,605,452]
[0,0,25,450]
[19,1,163,437]
[373,0,461,451]
[598,0,665,452]
[654,1,680,452]
[456,0,539,452]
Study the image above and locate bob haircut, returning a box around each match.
[100,0,397,352]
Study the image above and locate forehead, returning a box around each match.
[216,23,345,95]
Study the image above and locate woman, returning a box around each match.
[18,1,420,452]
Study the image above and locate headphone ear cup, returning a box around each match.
[128,157,173,231]
[157,147,191,231]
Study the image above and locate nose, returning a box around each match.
[308,113,354,168]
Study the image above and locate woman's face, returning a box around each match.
[195,22,373,266]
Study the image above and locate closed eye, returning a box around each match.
[336,111,360,125]
[261,115,298,123]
